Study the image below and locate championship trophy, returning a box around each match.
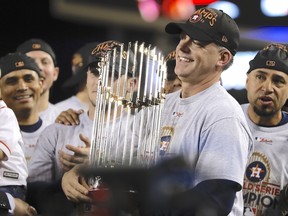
[79,40,167,216]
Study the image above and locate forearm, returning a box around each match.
[142,179,239,216]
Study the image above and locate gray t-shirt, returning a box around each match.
[159,82,253,216]
[241,103,288,216]
[28,112,93,182]
[28,110,136,182]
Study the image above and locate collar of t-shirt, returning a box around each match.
[278,111,288,126]
[20,118,43,133]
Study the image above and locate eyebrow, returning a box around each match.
[256,70,287,80]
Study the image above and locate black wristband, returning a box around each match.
[0,192,11,211]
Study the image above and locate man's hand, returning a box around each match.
[59,133,91,172]
[55,108,84,125]
[14,198,37,216]
[61,164,92,203]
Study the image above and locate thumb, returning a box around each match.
[79,133,91,147]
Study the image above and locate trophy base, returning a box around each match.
[77,188,140,216]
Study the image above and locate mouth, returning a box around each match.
[178,56,193,63]
[13,94,33,102]
[258,96,273,105]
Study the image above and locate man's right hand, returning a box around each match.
[59,133,91,172]
[61,164,92,203]
[55,108,84,125]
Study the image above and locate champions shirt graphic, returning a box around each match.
[243,151,281,216]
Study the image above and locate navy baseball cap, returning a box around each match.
[165,7,240,56]
[0,52,41,78]
[247,43,288,75]
[62,42,100,88]
[16,38,57,65]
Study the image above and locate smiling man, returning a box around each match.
[146,7,254,216]
[16,38,61,124]
[0,53,51,163]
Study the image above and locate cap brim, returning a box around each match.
[62,69,87,88]
[165,22,213,42]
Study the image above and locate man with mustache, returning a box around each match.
[241,43,288,216]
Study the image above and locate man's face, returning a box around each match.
[246,68,288,117]
[25,50,58,95]
[86,66,137,108]
[174,32,223,84]
[86,68,100,107]
[0,70,43,117]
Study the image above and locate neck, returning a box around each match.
[181,79,219,98]
[247,105,283,126]
[16,110,40,126]
[75,89,89,105]
[38,91,50,112]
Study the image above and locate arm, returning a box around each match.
[142,179,239,216]
[0,192,37,216]
[0,105,22,161]
[28,125,57,182]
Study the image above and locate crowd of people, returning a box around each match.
[0,6,287,216]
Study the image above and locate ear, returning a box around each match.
[39,77,44,94]
[217,49,232,67]
[53,66,60,81]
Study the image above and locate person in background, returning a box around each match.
[164,50,181,94]
[241,43,288,216]
[0,53,50,163]
[16,38,61,124]
[0,99,37,216]
[55,41,100,113]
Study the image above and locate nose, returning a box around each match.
[262,79,274,93]
[177,36,191,53]
[16,79,28,91]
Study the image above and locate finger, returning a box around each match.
[66,144,90,158]
[65,179,90,202]
[59,150,77,170]
[61,148,88,166]
[79,133,91,147]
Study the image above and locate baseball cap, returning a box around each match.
[16,38,57,65]
[165,7,240,56]
[247,43,288,75]
[62,42,100,88]
[164,50,177,81]
[0,52,41,78]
